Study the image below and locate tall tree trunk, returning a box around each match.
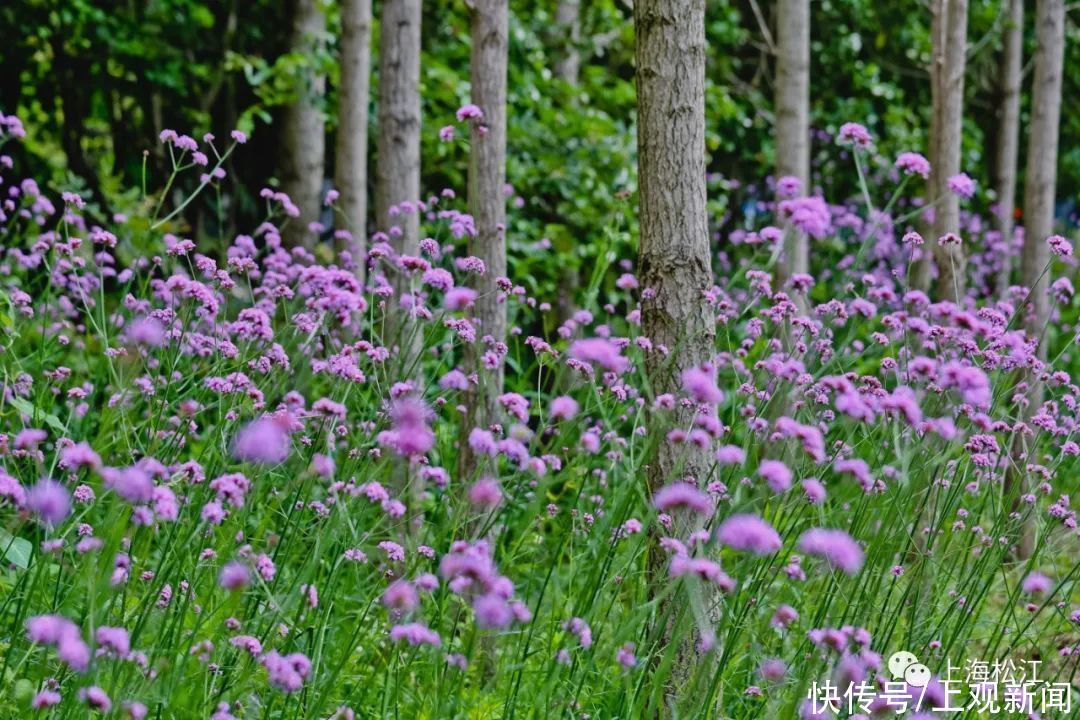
[554,0,582,84]
[928,0,968,303]
[1021,0,1064,342]
[335,0,372,278]
[281,0,327,249]
[375,0,421,362]
[458,0,509,481]
[636,0,716,705]
[1009,0,1065,560]
[773,0,810,306]
[375,0,422,261]
[553,0,582,328]
[993,0,1023,296]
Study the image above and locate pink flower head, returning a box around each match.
[759,460,793,493]
[233,416,290,464]
[947,173,976,199]
[653,482,714,517]
[549,395,579,421]
[894,152,930,179]
[27,480,71,527]
[1021,571,1052,595]
[568,338,629,374]
[1048,234,1072,257]
[716,514,782,555]
[681,364,724,405]
[456,104,484,122]
[798,528,864,575]
[837,122,873,149]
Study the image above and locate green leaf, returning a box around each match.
[7,396,66,434]
[0,530,32,570]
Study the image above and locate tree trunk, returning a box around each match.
[458,0,509,481]
[993,0,1023,296]
[281,0,327,249]
[375,0,421,361]
[773,0,810,305]
[335,0,372,278]
[1021,0,1064,341]
[928,0,968,303]
[554,0,582,84]
[375,0,422,259]
[553,0,582,329]
[636,0,716,705]
[1009,0,1065,560]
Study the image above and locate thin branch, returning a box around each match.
[747,0,776,54]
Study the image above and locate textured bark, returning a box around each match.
[458,0,509,482]
[281,0,327,249]
[773,0,810,304]
[927,0,968,303]
[553,0,582,328]
[636,0,716,705]
[993,0,1023,296]
[554,0,582,84]
[375,0,422,256]
[1021,0,1064,347]
[1009,0,1065,560]
[335,0,372,278]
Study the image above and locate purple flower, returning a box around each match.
[894,152,930,179]
[79,686,111,712]
[389,622,441,647]
[95,626,131,657]
[716,445,746,465]
[778,196,832,239]
[262,651,312,692]
[653,482,713,517]
[1048,234,1073,257]
[947,172,976,199]
[759,460,793,493]
[233,417,290,464]
[681,365,724,405]
[568,338,629,374]
[549,395,579,420]
[837,122,873,149]
[456,104,484,122]
[617,643,637,668]
[798,529,864,575]
[32,691,62,709]
[219,562,250,591]
[468,477,503,509]
[444,286,477,311]
[27,480,71,527]
[776,175,802,199]
[473,593,514,628]
[759,658,787,681]
[716,514,782,555]
[1021,571,1052,595]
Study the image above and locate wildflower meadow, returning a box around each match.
[2,1,1080,719]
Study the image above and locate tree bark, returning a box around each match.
[554,0,582,84]
[553,0,582,328]
[773,0,810,307]
[335,0,372,278]
[1008,0,1065,560]
[281,0,327,249]
[928,0,968,303]
[636,0,716,705]
[375,0,422,257]
[1021,0,1064,342]
[993,0,1023,296]
[458,0,509,481]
